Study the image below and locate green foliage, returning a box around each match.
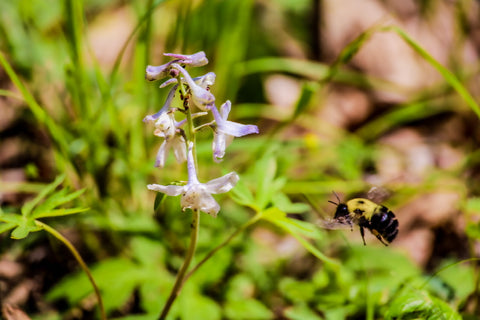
[47,236,172,315]
[1,0,479,319]
[386,287,462,320]
[0,175,87,239]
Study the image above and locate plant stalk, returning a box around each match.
[36,220,106,320]
[159,209,200,320]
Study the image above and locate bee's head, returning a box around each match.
[333,203,349,219]
[328,191,349,219]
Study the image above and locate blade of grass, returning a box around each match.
[383,25,480,119]
[109,0,167,83]
[0,52,69,156]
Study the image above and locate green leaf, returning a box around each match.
[386,287,462,320]
[153,192,166,211]
[272,192,310,214]
[32,188,86,217]
[21,174,65,217]
[292,81,317,119]
[466,197,480,213]
[31,207,89,219]
[0,222,16,235]
[255,153,278,210]
[111,315,156,320]
[284,304,323,320]
[262,207,338,266]
[229,178,257,209]
[279,278,316,303]
[47,258,143,313]
[0,212,24,224]
[224,299,274,320]
[10,218,41,239]
[179,290,222,320]
[466,222,480,240]
[130,236,166,267]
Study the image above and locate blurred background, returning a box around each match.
[1,0,480,319]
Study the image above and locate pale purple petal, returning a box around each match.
[155,141,168,168]
[154,133,186,168]
[143,85,177,122]
[160,72,216,89]
[145,62,174,81]
[219,121,259,137]
[210,102,259,137]
[196,72,216,89]
[219,100,231,120]
[147,184,185,196]
[204,172,239,194]
[159,78,177,88]
[186,142,200,185]
[212,131,227,162]
[164,51,208,67]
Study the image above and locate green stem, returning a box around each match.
[35,220,106,320]
[184,213,261,283]
[159,209,200,320]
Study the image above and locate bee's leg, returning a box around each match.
[359,227,366,246]
[377,235,389,246]
[372,230,389,246]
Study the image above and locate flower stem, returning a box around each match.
[159,209,200,320]
[35,220,107,320]
[184,212,261,283]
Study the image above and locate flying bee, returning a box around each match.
[321,191,399,246]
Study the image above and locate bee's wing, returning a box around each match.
[367,186,391,203]
[317,217,353,230]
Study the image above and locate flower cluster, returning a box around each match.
[145,52,258,216]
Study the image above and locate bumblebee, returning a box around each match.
[328,194,399,246]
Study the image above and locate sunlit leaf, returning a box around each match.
[229,177,257,209]
[279,278,316,303]
[33,188,86,217]
[262,207,338,266]
[32,207,89,219]
[21,175,65,217]
[386,287,462,320]
[10,219,40,239]
[224,298,274,320]
[255,152,278,210]
[284,304,323,320]
[272,192,310,214]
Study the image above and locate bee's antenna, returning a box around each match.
[328,200,338,206]
[332,191,341,203]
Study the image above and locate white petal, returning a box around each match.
[147,184,185,196]
[219,101,231,120]
[171,136,187,163]
[204,172,239,194]
[212,132,227,162]
[155,141,168,168]
[181,187,220,217]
